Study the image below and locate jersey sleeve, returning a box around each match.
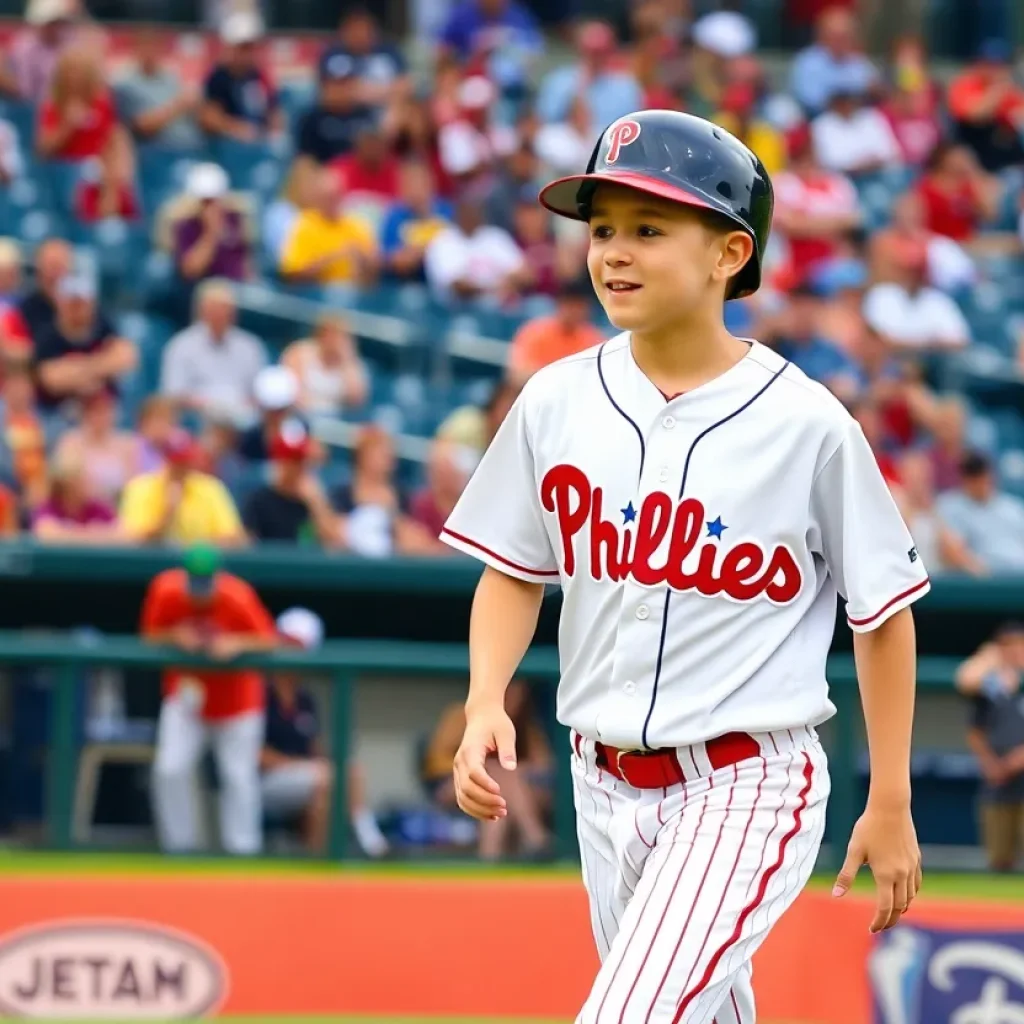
[811,419,930,632]
[140,572,178,634]
[440,388,559,583]
[225,577,278,637]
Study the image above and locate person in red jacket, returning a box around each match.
[143,544,277,854]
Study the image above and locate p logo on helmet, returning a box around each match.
[605,119,641,164]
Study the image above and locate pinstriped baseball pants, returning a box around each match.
[570,726,830,1024]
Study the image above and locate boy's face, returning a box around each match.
[585,184,751,332]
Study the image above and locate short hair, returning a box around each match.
[960,450,992,477]
[195,277,236,313]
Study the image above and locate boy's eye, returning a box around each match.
[591,224,662,239]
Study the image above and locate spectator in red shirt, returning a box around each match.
[881,79,943,168]
[917,141,1001,245]
[31,446,121,544]
[0,241,32,364]
[331,126,401,226]
[849,395,903,488]
[948,40,1024,172]
[37,48,123,162]
[144,544,278,855]
[0,482,18,537]
[773,126,862,282]
[37,49,138,222]
[74,153,140,223]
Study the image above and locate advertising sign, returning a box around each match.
[870,925,1024,1024]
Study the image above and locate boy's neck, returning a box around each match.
[630,313,749,397]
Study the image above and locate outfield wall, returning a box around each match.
[0,875,1020,1022]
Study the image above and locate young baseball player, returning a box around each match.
[440,110,929,1024]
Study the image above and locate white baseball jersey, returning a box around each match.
[441,335,930,750]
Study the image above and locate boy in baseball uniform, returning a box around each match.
[440,110,929,1023]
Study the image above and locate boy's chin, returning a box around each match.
[604,308,648,331]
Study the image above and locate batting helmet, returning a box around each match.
[538,109,773,299]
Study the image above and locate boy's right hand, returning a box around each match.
[453,703,517,822]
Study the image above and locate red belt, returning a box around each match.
[591,732,761,789]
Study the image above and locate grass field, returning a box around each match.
[1,849,1023,901]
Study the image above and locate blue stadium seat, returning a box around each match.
[992,409,1024,450]
[16,208,66,246]
[999,449,1024,498]
[210,139,289,199]
[0,100,35,152]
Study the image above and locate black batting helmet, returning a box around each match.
[538,109,774,299]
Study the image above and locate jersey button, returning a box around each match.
[636,604,650,620]
[662,415,676,430]
[658,467,669,482]
[623,680,636,694]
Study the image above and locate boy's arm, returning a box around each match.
[834,607,921,933]
[454,567,545,820]
[437,381,559,821]
[811,418,930,933]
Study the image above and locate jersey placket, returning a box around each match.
[596,400,686,748]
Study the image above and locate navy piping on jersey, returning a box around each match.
[597,341,646,484]
[639,358,792,750]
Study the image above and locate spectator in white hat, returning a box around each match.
[160,278,268,420]
[263,607,389,857]
[238,364,322,463]
[163,162,254,284]
[691,10,756,60]
[436,75,517,184]
[4,0,78,104]
[200,10,283,143]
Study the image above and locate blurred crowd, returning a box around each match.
[0,0,1019,574]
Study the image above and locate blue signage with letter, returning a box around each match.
[869,925,1024,1024]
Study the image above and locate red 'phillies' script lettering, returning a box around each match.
[605,119,641,164]
[540,463,802,604]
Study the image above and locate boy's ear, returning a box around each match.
[716,230,754,289]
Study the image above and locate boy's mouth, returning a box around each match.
[605,280,642,292]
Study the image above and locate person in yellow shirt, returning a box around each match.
[278,166,379,287]
[120,428,246,546]
[714,82,787,176]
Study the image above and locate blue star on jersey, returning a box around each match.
[706,516,728,539]
[621,501,637,524]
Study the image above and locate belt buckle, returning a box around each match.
[613,747,642,773]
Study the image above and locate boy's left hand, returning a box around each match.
[832,802,922,933]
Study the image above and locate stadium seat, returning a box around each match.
[999,449,1024,497]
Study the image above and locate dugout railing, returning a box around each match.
[0,631,960,869]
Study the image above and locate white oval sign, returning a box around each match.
[0,919,228,1019]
